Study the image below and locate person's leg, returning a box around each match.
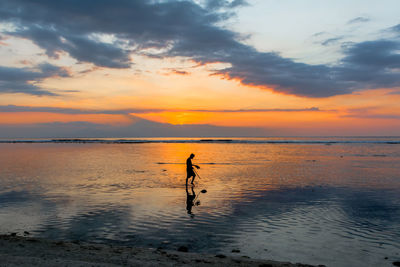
[191,173,196,184]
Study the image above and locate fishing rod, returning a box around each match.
[191,168,206,205]
[193,168,202,179]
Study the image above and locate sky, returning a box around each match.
[0,0,399,137]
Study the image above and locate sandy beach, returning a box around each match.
[0,234,321,267]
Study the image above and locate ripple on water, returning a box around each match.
[1,142,400,267]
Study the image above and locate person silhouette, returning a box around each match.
[186,153,200,185]
[186,184,196,216]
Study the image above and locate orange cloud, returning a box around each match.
[0,112,134,125]
[134,110,337,127]
[171,69,190,75]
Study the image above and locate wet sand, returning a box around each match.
[0,234,319,266]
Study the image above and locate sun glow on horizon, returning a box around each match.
[0,0,399,136]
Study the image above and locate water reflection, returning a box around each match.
[0,186,399,266]
[185,185,207,217]
[186,185,196,216]
[0,142,399,266]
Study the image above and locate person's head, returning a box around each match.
[190,153,195,159]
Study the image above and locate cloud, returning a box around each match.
[389,24,400,34]
[0,63,70,95]
[0,34,7,45]
[1,0,226,68]
[339,40,400,89]
[387,90,400,95]
[204,0,249,10]
[0,105,323,114]
[343,113,400,119]
[321,37,344,46]
[170,69,190,75]
[342,107,400,119]
[311,32,326,38]
[189,107,322,112]
[0,0,399,97]
[347,17,370,24]
[12,25,132,68]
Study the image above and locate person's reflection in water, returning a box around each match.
[186,184,196,217]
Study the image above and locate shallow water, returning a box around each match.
[0,138,399,266]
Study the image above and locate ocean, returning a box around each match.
[0,137,399,266]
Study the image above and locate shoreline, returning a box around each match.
[0,234,321,266]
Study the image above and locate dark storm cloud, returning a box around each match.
[14,25,132,68]
[0,0,399,97]
[0,63,70,95]
[339,40,400,89]
[343,40,400,68]
[347,17,370,24]
[211,49,353,97]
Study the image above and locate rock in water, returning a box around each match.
[215,254,227,258]
[177,246,188,252]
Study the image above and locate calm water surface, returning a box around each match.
[0,138,399,266]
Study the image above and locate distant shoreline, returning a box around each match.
[0,234,319,266]
[0,137,399,144]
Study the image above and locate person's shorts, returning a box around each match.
[187,169,195,178]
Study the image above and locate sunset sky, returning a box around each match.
[0,0,399,137]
